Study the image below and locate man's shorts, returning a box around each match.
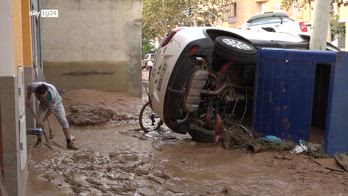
[38,102,69,128]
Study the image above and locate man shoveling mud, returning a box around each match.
[26,81,78,150]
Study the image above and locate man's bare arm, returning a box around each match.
[26,84,34,108]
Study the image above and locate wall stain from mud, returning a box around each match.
[63,71,114,76]
[44,61,128,91]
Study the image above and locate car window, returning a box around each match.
[247,16,294,26]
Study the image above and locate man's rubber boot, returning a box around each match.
[67,142,78,150]
[34,138,42,147]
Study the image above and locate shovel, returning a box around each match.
[27,106,53,150]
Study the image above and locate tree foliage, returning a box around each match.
[142,38,156,57]
[281,0,345,12]
[281,0,346,37]
[331,15,346,36]
[142,0,232,40]
[143,0,347,41]
[142,0,186,41]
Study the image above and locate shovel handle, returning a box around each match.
[28,106,39,123]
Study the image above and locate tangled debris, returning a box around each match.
[222,125,255,150]
[67,105,136,126]
[248,139,295,153]
[221,125,326,158]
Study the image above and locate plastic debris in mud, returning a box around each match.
[262,135,282,143]
[223,127,296,153]
[290,140,327,158]
[290,144,308,155]
[247,136,294,153]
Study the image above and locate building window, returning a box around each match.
[224,2,237,23]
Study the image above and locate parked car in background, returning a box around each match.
[148,26,338,142]
[142,52,156,70]
[244,12,309,35]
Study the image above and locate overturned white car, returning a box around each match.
[144,27,338,142]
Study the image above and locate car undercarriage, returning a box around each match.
[143,28,338,143]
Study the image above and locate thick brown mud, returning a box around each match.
[26,70,348,195]
[67,104,136,126]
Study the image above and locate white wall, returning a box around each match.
[0,0,15,77]
[42,0,141,63]
[41,0,143,96]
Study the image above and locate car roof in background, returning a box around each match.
[176,27,304,43]
[225,28,303,42]
[247,12,289,22]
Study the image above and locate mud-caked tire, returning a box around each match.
[214,36,257,64]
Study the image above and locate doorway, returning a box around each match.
[310,64,331,144]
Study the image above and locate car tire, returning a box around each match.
[188,125,215,143]
[214,36,257,64]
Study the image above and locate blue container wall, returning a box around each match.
[253,48,348,155]
[325,52,348,155]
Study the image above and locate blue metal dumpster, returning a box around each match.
[253,48,348,155]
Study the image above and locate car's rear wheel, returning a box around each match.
[214,36,257,64]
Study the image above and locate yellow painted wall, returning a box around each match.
[262,0,280,13]
[12,0,24,75]
[21,0,32,67]
[285,0,312,24]
[12,0,32,76]
[221,0,262,28]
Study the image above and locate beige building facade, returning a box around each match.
[220,0,312,29]
[339,1,348,51]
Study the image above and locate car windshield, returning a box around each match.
[247,16,294,26]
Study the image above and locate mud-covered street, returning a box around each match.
[26,71,348,195]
